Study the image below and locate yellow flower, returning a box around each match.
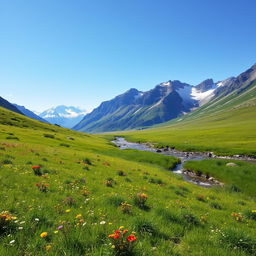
[40,232,48,238]
[65,209,71,213]
[119,226,124,229]
[54,231,58,234]
[45,245,52,251]
[252,210,256,213]
[76,214,82,219]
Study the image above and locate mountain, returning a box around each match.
[74,81,198,133]
[0,96,23,115]
[74,64,256,133]
[40,105,87,128]
[13,104,48,123]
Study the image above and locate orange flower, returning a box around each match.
[127,235,136,242]
[108,233,120,239]
[40,232,48,238]
[123,229,129,234]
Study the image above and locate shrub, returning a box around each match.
[6,136,19,140]
[182,213,200,226]
[63,197,76,206]
[83,158,92,165]
[117,170,126,176]
[210,202,222,210]
[148,178,164,185]
[32,166,42,176]
[196,194,206,202]
[243,210,256,221]
[134,193,148,208]
[120,202,132,214]
[43,134,55,139]
[36,182,49,192]
[60,143,70,147]
[2,159,13,164]
[0,211,17,236]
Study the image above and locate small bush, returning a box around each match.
[6,136,19,140]
[63,197,76,206]
[182,213,200,226]
[60,143,70,147]
[120,202,132,214]
[43,134,55,139]
[210,202,222,210]
[117,170,126,176]
[243,210,256,221]
[148,178,164,185]
[134,193,148,209]
[83,158,92,165]
[196,194,206,202]
[2,159,13,164]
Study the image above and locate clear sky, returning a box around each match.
[1,0,256,112]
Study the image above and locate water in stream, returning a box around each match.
[112,137,214,187]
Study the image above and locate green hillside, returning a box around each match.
[118,81,256,156]
[0,107,256,256]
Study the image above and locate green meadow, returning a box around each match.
[117,82,256,156]
[0,107,256,256]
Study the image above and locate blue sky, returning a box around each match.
[1,0,256,112]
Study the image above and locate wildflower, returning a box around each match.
[127,235,136,242]
[45,245,52,251]
[54,231,58,234]
[114,230,121,234]
[40,232,48,238]
[76,214,82,219]
[252,210,256,213]
[9,240,15,244]
[100,221,106,225]
[57,225,63,230]
[119,226,124,229]
[65,209,71,213]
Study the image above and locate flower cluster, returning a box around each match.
[108,226,137,255]
[120,202,132,214]
[36,182,49,192]
[134,192,148,208]
[32,165,42,176]
[231,212,243,222]
[0,211,17,234]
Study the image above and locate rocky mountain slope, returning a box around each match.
[75,64,256,133]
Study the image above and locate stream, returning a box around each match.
[112,137,219,188]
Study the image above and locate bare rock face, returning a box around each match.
[226,162,238,167]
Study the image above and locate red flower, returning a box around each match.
[32,165,41,169]
[114,230,120,234]
[127,235,136,242]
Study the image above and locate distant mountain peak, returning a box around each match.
[40,105,86,128]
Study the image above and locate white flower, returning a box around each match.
[18,227,23,230]
[100,221,106,225]
[35,218,39,221]
[9,240,15,244]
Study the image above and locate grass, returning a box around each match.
[184,159,256,197]
[0,106,256,255]
[112,82,256,156]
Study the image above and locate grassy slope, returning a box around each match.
[0,107,256,256]
[116,82,256,156]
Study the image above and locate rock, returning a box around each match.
[156,149,162,153]
[208,152,212,157]
[226,162,238,167]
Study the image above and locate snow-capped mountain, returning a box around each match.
[40,105,87,128]
[74,64,256,133]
